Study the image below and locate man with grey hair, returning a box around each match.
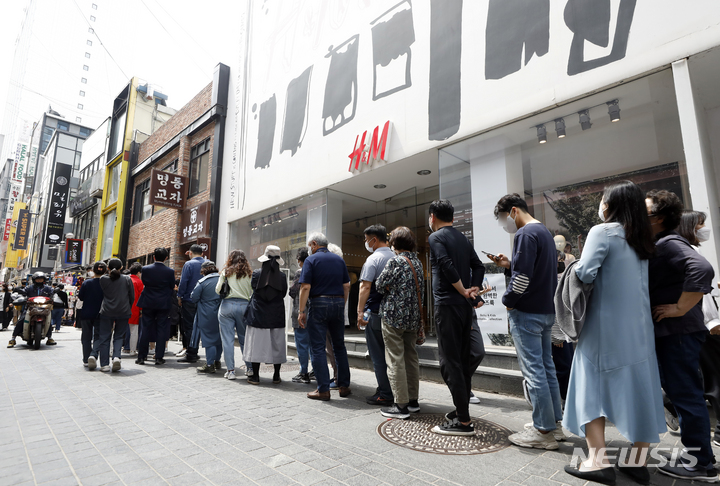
[298,232,352,401]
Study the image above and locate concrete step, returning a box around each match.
[287,332,524,397]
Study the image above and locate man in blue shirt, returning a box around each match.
[177,244,205,363]
[492,193,563,450]
[298,232,351,401]
[357,225,395,406]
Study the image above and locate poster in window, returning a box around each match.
[475,273,510,346]
[45,163,72,244]
[149,168,188,209]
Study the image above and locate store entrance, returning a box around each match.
[328,184,439,334]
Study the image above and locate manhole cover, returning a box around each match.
[377,414,512,455]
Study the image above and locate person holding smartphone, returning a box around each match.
[491,193,564,451]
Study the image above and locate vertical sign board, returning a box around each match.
[149,169,188,209]
[45,163,72,245]
[4,202,26,269]
[12,142,28,184]
[180,202,211,244]
[3,183,22,241]
[14,208,30,250]
[64,239,83,265]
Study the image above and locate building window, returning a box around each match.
[188,139,210,196]
[76,117,82,123]
[85,52,90,58]
[92,3,97,9]
[90,15,95,21]
[107,163,121,206]
[101,210,116,260]
[81,77,87,84]
[109,109,126,159]
[83,65,89,71]
[77,104,84,110]
[132,179,153,224]
[162,159,178,173]
[86,40,92,46]
[79,127,91,137]
[79,90,85,97]
[88,27,94,34]
[57,121,70,132]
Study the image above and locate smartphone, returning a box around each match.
[481,250,497,260]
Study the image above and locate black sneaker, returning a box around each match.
[381,404,410,419]
[431,418,475,436]
[292,373,310,384]
[407,400,420,413]
[445,410,458,421]
[366,394,393,406]
[658,463,719,482]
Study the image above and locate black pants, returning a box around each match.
[701,333,720,438]
[552,341,574,400]
[2,310,11,329]
[181,301,197,357]
[435,304,474,423]
[81,318,100,363]
[470,314,486,375]
[138,308,170,361]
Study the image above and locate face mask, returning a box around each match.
[697,226,711,243]
[365,239,375,253]
[598,201,606,222]
[502,211,518,234]
[428,217,434,233]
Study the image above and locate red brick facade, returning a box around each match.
[127,82,216,275]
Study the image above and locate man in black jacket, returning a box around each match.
[136,248,176,365]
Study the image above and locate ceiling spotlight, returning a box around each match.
[536,125,547,144]
[554,118,566,139]
[578,110,592,130]
[374,184,386,189]
[262,217,270,227]
[607,100,620,122]
[417,170,431,176]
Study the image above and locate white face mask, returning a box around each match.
[364,240,375,253]
[598,201,607,222]
[697,226,711,243]
[428,217,434,233]
[502,211,518,234]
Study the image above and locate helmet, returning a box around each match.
[32,272,47,284]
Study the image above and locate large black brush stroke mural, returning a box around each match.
[428,0,462,141]
[254,95,277,169]
[322,35,359,136]
[565,0,637,75]
[485,0,550,80]
[371,0,415,101]
[280,66,312,156]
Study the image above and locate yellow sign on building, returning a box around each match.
[5,202,27,268]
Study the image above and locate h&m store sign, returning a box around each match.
[348,121,391,173]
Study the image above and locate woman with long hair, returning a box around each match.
[192,261,223,373]
[563,181,665,485]
[93,258,134,372]
[244,245,287,385]
[217,250,254,380]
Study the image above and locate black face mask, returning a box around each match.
[557,262,566,274]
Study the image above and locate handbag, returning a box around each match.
[218,275,231,299]
[403,256,426,346]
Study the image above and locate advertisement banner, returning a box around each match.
[4,202,27,269]
[14,208,30,250]
[45,163,72,244]
[475,273,510,346]
[11,142,29,184]
[65,239,83,265]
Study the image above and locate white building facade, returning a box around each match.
[218,0,720,347]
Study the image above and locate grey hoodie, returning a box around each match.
[99,274,134,319]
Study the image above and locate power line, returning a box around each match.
[151,0,215,60]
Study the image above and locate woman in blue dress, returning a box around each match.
[563,181,666,486]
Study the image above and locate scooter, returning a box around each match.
[13,292,54,350]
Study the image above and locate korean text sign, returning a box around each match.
[149,169,188,209]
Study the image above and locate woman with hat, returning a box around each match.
[192,261,223,373]
[245,245,288,385]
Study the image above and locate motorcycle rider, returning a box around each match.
[7,272,56,347]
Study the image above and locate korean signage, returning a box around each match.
[180,201,211,244]
[3,182,22,241]
[65,239,83,265]
[475,273,509,345]
[12,142,29,184]
[348,121,391,172]
[197,237,212,259]
[149,169,188,209]
[14,208,30,250]
[45,162,72,244]
[4,202,27,269]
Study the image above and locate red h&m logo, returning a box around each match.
[348,121,391,172]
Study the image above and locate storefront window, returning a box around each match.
[101,210,116,260]
[440,69,688,346]
[227,191,328,276]
[107,163,121,206]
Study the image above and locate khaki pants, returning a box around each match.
[381,318,420,405]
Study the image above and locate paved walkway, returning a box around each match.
[0,326,705,486]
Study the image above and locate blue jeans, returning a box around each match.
[308,296,350,392]
[52,308,64,331]
[295,326,312,374]
[218,298,251,371]
[656,331,714,468]
[92,318,128,367]
[365,312,393,400]
[509,309,563,431]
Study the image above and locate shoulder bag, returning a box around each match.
[403,256,426,346]
[218,273,231,299]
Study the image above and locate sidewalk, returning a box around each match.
[0,326,700,486]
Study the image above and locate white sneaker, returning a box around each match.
[100,365,111,372]
[83,362,89,368]
[88,356,97,370]
[176,348,187,358]
[227,371,236,380]
[525,421,566,442]
[130,350,138,357]
[509,426,559,450]
[112,357,121,372]
[469,393,480,404]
